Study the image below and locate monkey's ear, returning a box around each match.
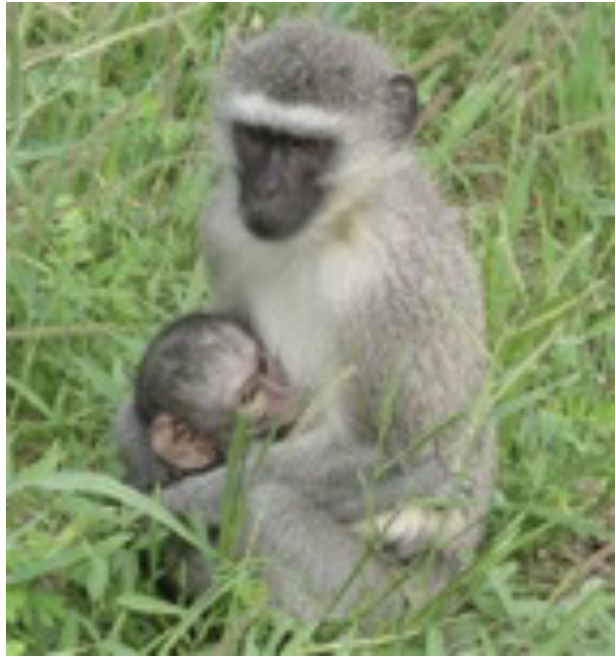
[386,73,419,139]
[150,416,218,470]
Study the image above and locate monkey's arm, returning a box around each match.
[161,424,383,520]
[161,393,460,523]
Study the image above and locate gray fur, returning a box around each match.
[216,21,418,143]
[221,22,391,112]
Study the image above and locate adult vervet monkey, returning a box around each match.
[160,22,496,624]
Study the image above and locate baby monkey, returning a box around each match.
[119,313,300,489]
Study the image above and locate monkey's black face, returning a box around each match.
[232,123,336,241]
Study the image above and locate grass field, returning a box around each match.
[7,4,614,655]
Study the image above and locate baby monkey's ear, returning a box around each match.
[149,415,219,471]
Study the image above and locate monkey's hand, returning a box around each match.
[161,465,227,523]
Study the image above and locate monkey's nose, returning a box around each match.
[259,176,281,198]
[259,151,284,196]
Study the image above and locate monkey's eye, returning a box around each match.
[284,134,321,153]
[286,134,335,169]
[233,123,270,155]
[286,135,311,150]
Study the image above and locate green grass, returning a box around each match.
[7,4,614,655]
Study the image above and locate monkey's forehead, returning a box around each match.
[222,23,394,113]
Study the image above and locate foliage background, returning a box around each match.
[7,4,614,655]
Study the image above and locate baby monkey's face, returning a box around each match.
[148,335,300,475]
[234,345,299,431]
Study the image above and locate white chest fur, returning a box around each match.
[211,222,384,392]
[245,251,340,389]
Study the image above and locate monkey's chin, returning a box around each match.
[243,213,306,242]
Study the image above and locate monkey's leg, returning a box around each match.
[161,469,405,621]
[160,437,463,623]
[243,481,410,624]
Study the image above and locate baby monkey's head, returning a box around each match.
[135,313,299,474]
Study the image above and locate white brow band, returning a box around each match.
[226,92,346,136]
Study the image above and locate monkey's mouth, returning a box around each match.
[243,210,304,242]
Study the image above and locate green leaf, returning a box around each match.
[8,470,199,548]
[117,593,185,618]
